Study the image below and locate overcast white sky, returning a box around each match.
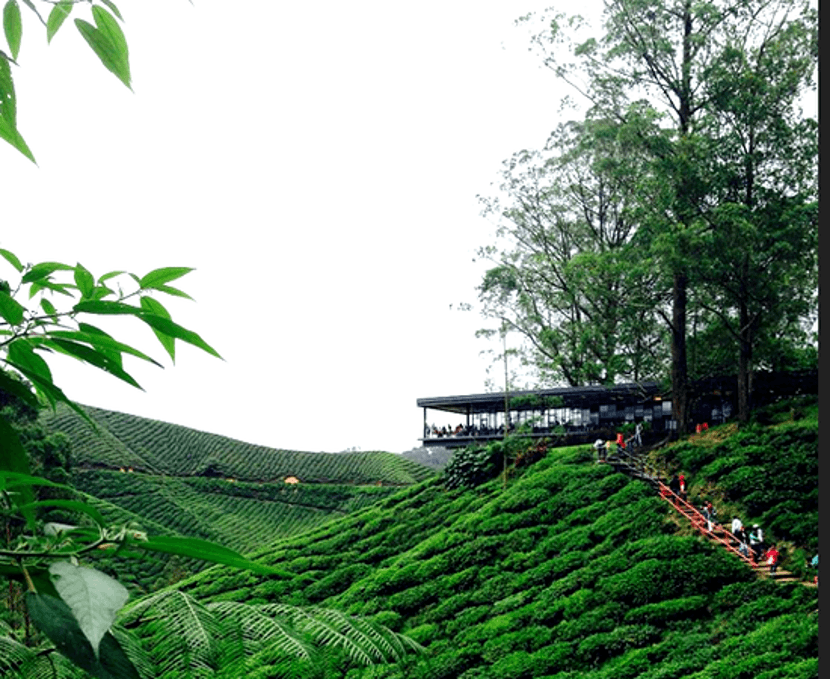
[4,0,603,453]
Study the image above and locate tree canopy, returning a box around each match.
[477,0,817,427]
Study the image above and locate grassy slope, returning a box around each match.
[175,399,818,679]
[38,403,436,592]
[40,403,434,484]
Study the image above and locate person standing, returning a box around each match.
[731,516,743,536]
[634,422,643,448]
[749,524,764,562]
[593,438,606,462]
[678,474,687,501]
[764,544,780,574]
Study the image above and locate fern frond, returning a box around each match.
[206,601,315,661]
[119,590,226,676]
[0,636,60,679]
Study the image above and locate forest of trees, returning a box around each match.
[475,0,817,429]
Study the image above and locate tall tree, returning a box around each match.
[516,0,816,432]
[477,117,666,387]
[692,2,818,421]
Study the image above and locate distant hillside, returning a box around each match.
[38,403,437,592]
[175,398,818,678]
[39,403,435,485]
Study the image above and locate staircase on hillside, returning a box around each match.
[602,442,811,587]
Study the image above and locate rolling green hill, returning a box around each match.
[39,403,435,484]
[171,397,818,679]
[37,403,437,592]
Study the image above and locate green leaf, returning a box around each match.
[135,536,284,576]
[8,339,52,384]
[140,295,175,359]
[0,413,36,527]
[74,263,95,299]
[138,266,194,290]
[0,470,72,491]
[75,6,130,89]
[140,314,222,361]
[0,55,35,162]
[50,326,163,368]
[153,283,194,300]
[0,246,22,272]
[46,0,72,42]
[39,337,143,389]
[21,261,73,284]
[73,299,144,317]
[3,0,21,61]
[40,296,57,319]
[0,289,24,324]
[98,0,123,21]
[98,270,126,283]
[49,561,129,657]
[74,299,222,360]
[16,498,106,526]
[26,592,141,679]
[0,368,38,409]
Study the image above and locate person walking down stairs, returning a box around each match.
[764,544,781,574]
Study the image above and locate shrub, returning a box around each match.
[443,444,503,489]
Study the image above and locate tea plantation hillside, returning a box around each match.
[39,403,434,484]
[37,403,436,592]
[174,398,818,679]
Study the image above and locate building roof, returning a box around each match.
[417,381,666,415]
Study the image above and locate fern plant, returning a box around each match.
[0,588,423,679]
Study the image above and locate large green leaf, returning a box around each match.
[21,261,74,284]
[26,592,141,679]
[0,54,34,162]
[74,263,96,298]
[49,561,129,657]
[16,498,106,526]
[48,326,163,368]
[135,536,287,577]
[3,0,21,61]
[138,266,194,290]
[74,6,130,89]
[74,300,222,360]
[139,296,175,360]
[0,289,25,324]
[39,337,143,389]
[0,246,22,272]
[139,314,222,361]
[0,413,36,527]
[7,339,52,384]
[46,0,73,43]
[0,367,38,409]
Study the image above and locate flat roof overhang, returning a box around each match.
[417,381,665,416]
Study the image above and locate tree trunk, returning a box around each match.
[737,276,752,423]
[671,272,689,436]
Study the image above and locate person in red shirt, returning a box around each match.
[764,544,781,574]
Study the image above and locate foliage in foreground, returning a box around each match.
[0,252,422,678]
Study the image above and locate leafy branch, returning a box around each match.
[2,0,134,162]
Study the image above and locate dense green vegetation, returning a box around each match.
[170,398,818,679]
[32,403,437,594]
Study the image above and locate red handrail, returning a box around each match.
[656,482,756,566]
